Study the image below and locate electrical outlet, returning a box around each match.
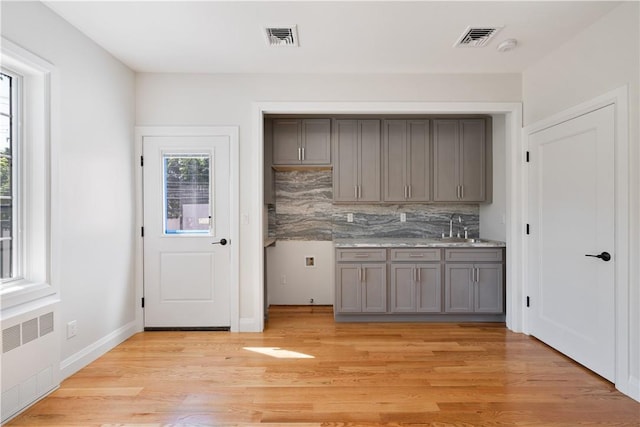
[400,213,406,222]
[67,320,78,339]
[281,274,286,285]
[347,213,353,223]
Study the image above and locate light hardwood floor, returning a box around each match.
[8,306,640,426]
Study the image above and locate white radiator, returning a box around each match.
[1,299,60,423]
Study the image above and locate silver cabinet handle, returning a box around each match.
[354,254,370,258]
[301,147,305,161]
[358,267,362,281]
[456,185,460,199]
[404,186,408,199]
[461,185,464,199]
[298,147,301,161]
[417,268,421,282]
[476,267,479,283]
[470,268,474,283]
[358,186,362,199]
[362,267,366,282]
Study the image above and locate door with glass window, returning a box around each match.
[143,136,230,327]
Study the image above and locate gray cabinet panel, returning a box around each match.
[336,248,387,262]
[272,119,301,165]
[359,120,381,202]
[444,248,503,262]
[416,264,441,313]
[382,120,430,202]
[433,119,487,202]
[433,120,459,201]
[459,120,485,201]
[273,119,330,165]
[333,120,359,201]
[333,119,380,202]
[445,264,474,313]
[301,119,331,164]
[390,248,441,262]
[362,264,387,312]
[336,264,361,313]
[390,265,416,313]
[474,264,503,313]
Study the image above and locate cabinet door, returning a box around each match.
[301,119,331,165]
[445,263,474,312]
[433,120,460,201]
[416,264,442,313]
[474,264,503,313]
[336,264,362,313]
[358,120,381,202]
[362,263,387,313]
[406,120,431,201]
[382,120,408,202]
[333,120,359,202]
[272,119,301,165]
[459,119,485,201]
[390,264,416,313]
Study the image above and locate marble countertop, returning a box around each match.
[334,237,506,248]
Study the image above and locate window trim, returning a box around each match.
[0,38,58,310]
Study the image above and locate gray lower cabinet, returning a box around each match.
[336,263,387,313]
[433,119,486,202]
[335,246,504,319]
[390,264,441,313]
[382,120,431,202]
[332,119,381,202]
[444,248,504,314]
[272,118,331,165]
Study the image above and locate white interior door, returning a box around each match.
[528,105,615,381]
[143,135,230,328]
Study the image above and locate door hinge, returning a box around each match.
[526,296,530,308]
[140,156,144,167]
[141,226,144,237]
[141,297,145,308]
[526,151,530,163]
[526,224,530,235]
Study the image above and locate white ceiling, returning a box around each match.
[43,1,621,74]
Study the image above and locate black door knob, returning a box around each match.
[212,238,228,246]
[585,251,611,262]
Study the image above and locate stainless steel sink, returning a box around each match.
[439,237,486,243]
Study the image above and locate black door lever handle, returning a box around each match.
[212,238,228,246]
[585,251,611,261]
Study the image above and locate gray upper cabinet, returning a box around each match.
[333,119,381,202]
[433,119,486,202]
[272,118,331,165]
[382,120,431,202]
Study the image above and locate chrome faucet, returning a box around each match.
[449,214,455,237]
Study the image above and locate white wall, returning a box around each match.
[479,114,507,241]
[266,241,334,305]
[136,72,521,326]
[1,2,137,376]
[522,2,639,399]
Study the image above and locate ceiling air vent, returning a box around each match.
[264,26,298,47]
[454,26,503,48]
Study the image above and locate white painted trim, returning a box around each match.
[522,86,635,401]
[252,101,524,333]
[59,320,137,380]
[134,126,241,331]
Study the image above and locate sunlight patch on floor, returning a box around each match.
[243,347,315,359]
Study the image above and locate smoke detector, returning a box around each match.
[264,26,299,47]
[497,38,518,52]
[454,26,503,48]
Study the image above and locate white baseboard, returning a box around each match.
[619,375,640,402]
[59,320,138,380]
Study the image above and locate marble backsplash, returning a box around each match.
[271,170,479,241]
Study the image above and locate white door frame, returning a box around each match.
[252,101,524,334]
[135,126,240,331]
[523,86,634,399]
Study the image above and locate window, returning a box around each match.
[1,38,56,308]
[1,71,18,282]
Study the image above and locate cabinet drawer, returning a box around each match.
[336,249,387,262]
[445,248,503,262]
[390,248,441,262]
